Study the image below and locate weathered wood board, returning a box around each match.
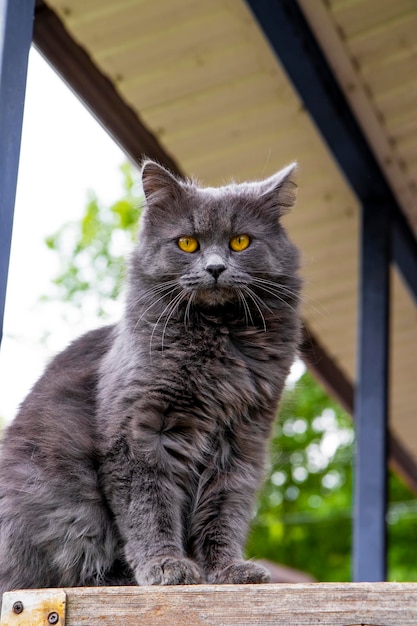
[2,583,417,626]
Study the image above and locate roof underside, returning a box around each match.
[34,0,417,485]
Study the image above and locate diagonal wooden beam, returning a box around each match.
[301,328,417,496]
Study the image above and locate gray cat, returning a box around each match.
[0,160,301,596]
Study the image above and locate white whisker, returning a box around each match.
[131,279,178,308]
[245,286,274,315]
[184,291,195,328]
[243,288,267,332]
[252,276,327,318]
[133,284,179,333]
[161,291,188,351]
[236,287,253,327]
[251,279,298,314]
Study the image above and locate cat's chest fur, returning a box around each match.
[166,314,279,411]
[99,311,284,484]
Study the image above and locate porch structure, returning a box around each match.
[1,0,417,584]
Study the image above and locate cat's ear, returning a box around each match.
[141,160,184,208]
[256,163,297,217]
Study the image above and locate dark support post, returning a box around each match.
[0,0,35,346]
[354,200,391,581]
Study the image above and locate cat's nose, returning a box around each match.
[206,263,226,280]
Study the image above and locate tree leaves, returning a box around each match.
[247,371,354,581]
[247,371,417,582]
[44,163,142,318]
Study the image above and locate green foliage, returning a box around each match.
[387,472,417,581]
[247,371,354,581]
[44,161,417,582]
[247,372,417,582]
[45,163,143,318]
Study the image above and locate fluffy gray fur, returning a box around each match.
[0,160,301,595]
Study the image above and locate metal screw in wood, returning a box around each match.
[47,611,59,624]
[12,601,23,615]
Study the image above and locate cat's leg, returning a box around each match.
[192,469,270,584]
[101,453,202,586]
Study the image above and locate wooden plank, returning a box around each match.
[123,43,266,112]
[48,0,142,23]
[304,293,355,321]
[141,71,290,132]
[363,56,417,111]
[63,0,223,54]
[347,10,417,68]
[166,99,304,157]
[3,584,417,626]
[331,0,416,39]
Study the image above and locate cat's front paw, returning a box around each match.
[209,560,270,584]
[136,556,202,586]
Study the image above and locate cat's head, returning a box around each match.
[131,160,299,311]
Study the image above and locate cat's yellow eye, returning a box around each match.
[230,234,250,252]
[178,236,199,253]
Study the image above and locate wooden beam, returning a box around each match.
[300,327,353,414]
[301,328,417,495]
[2,583,417,625]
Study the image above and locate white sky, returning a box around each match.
[0,47,305,425]
[0,48,128,423]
